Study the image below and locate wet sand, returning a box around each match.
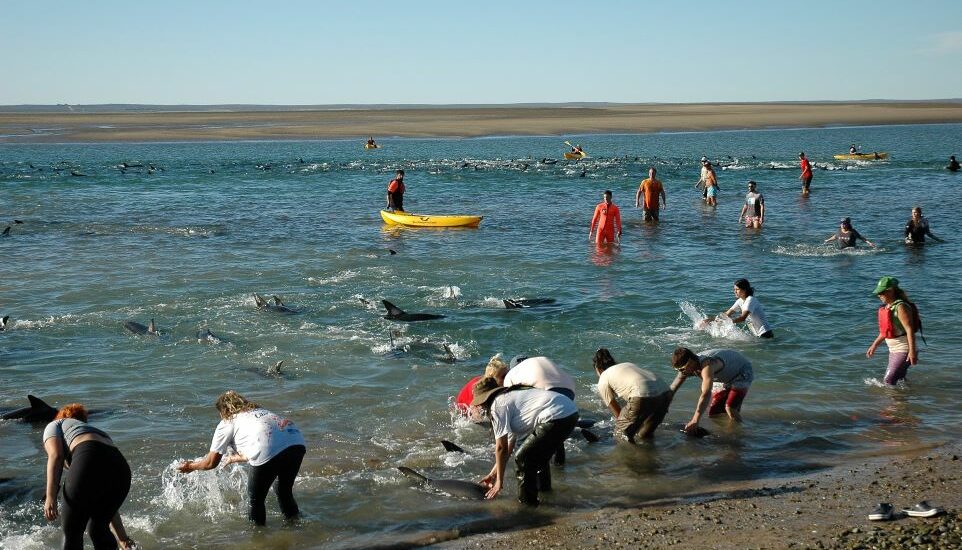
[421,443,961,550]
[3,102,962,143]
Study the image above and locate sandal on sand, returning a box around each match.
[868,503,893,521]
[901,501,942,518]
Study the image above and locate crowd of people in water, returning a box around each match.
[23,144,956,547]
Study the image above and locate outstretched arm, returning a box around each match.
[178,451,223,473]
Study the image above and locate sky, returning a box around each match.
[2,0,961,105]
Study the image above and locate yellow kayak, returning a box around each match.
[380,210,482,228]
[833,152,888,160]
[564,151,587,160]
[364,143,380,149]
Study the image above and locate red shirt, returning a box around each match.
[455,375,482,411]
[387,179,405,193]
[800,158,812,178]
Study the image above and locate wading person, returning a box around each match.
[799,152,813,196]
[178,391,306,526]
[503,355,577,464]
[825,217,875,249]
[704,278,774,338]
[386,169,405,212]
[593,348,672,442]
[903,206,943,245]
[473,377,578,506]
[43,403,136,549]
[739,180,765,229]
[635,166,666,221]
[669,348,754,434]
[589,190,622,245]
[866,277,921,385]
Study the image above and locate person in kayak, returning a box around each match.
[571,144,584,155]
[178,391,306,526]
[947,155,960,172]
[904,206,943,245]
[386,170,405,212]
[825,217,875,249]
[593,348,672,442]
[589,190,622,245]
[635,166,666,221]
[738,180,764,229]
[367,137,377,147]
[850,144,858,154]
[799,152,813,196]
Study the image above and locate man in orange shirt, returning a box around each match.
[635,167,666,221]
[386,169,405,211]
[589,190,622,244]
[799,152,813,196]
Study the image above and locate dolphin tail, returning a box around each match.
[397,466,429,484]
[382,300,406,318]
[253,294,267,307]
[27,395,57,417]
[441,440,465,453]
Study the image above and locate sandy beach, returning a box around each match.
[3,102,962,143]
[423,443,962,550]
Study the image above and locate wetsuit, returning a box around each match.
[590,201,621,244]
[904,217,936,244]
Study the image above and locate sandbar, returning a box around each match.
[3,102,962,143]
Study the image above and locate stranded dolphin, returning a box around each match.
[1,395,58,423]
[397,467,486,499]
[124,318,158,335]
[382,300,445,322]
[254,293,298,314]
[503,298,557,309]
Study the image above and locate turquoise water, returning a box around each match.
[1,124,961,548]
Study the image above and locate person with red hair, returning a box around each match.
[42,403,135,549]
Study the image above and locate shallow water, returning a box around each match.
[1,124,961,548]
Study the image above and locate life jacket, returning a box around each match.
[877,299,924,342]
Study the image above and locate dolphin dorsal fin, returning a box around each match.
[253,294,266,307]
[441,440,465,453]
[272,295,284,306]
[268,361,284,375]
[27,395,55,413]
[382,300,405,317]
[148,319,157,334]
[397,466,428,484]
[0,315,8,327]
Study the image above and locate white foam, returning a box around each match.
[441,285,462,299]
[307,270,359,285]
[771,244,880,257]
[153,460,247,520]
[678,301,753,341]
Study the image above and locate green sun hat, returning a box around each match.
[872,276,899,295]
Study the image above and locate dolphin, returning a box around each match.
[397,467,486,499]
[1,395,58,423]
[1,226,10,237]
[382,300,445,322]
[503,298,556,309]
[0,315,9,331]
[197,328,226,344]
[14,220,23,224]
[266,360,284,376]
[253,293,297,314]
[124,318,158,336]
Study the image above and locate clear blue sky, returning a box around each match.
[3,0,961,105]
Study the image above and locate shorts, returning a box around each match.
[708,387,749,416]
[643,208,659,221]
[744,216,762,227]
[802,175,812,189]
[706,186,717,198]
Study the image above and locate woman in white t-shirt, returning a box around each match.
[178,391,306,526]
[721,278,773,338]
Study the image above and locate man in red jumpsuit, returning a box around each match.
[589,190,622,244]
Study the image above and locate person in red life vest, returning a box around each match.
[799,152,813,196]
[589,190,622,245]
[386,169,405,212]
[453,354,509,421]
[866,276,921,385]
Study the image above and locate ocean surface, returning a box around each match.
[1,124,961,549]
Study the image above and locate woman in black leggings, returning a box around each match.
[178,390,306,526]
[43,403,135,549]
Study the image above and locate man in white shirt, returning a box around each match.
[593,348,672,442]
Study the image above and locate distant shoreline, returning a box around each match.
[3,101,962,143]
